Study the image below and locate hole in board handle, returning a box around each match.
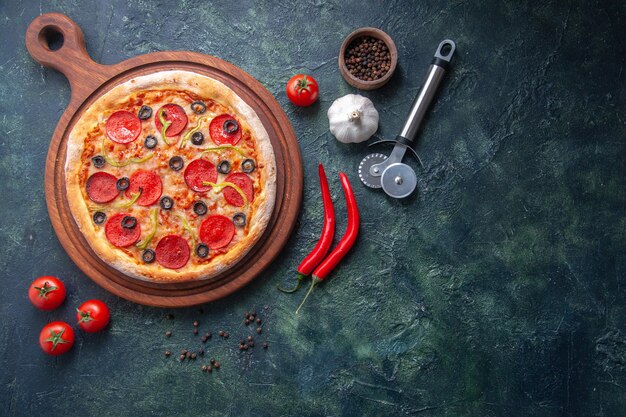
[439,42,452,56]
[38,26,64,51]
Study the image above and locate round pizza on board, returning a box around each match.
[65,70,276,282]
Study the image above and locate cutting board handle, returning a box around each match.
[26,13,115,103]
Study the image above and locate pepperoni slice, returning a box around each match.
[105,213,141,248]
[126,170,162,206]
[184,159,217,192]
[105,111,142,144]
[86,172,119,203]
[155,235,190,269]
[209,114,242,145]
[223,173,254,207]
[199,215,235,250]
[154,104,188,137]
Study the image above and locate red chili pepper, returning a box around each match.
[296,172,359,314]
[278,164,335,293]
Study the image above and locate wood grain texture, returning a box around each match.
[25,13,302,307]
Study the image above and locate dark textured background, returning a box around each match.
[1,1,625,416]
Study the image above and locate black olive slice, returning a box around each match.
[142,249,156,263]
[116,177,130,191]
[217,160,231,174]
[93,211,106,225]
[160,196,174,210]
[191,101,207,114]
[232,212,246,227]
[138,105,153,120]
[241,159,256,173]
[92,155,105,168]
[195,243,209,258]
[223,119,239,134]
[121,216,137,229]
[169,156,184,171]
[193,201,208,216]
[144,135,158,149]
[191,131,204,145]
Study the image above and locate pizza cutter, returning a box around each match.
[358,39,456,198]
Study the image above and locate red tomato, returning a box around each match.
[286,74,319,106]
[76,300,110,333]
[39,321,75,356]
[28,276,66,311]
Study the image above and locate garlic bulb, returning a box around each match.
[327,94,379,143]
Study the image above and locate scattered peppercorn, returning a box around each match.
[198,348,204,356]
[248,315,255,321]
[165,331,172,338]
[244,319,250,325]
[218,330,225,337]
[256,327,263,334]
[210,358,216,365]
[256,318,262,324]
[179,354,186,361]
[191,353,197,359]
[345,36,391,82]
[262,342,269,349]
[250,311,256,317]
[193,329,199,335]
[181,349,188,355]
[207,366,213,373]
[201,336,207,343]
[247,335,253,342]
[205,332,212,339]
[249,341,255,348]
[186,352,192,359]
[223,332,229,339]
[214,362,221,369]
[165,350,171,357]
[202,365,208,372]
[193,321,199,327]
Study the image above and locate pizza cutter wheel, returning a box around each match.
[358,153,387,188]
[358,39,456,198]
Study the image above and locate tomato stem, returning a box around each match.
[296,74,311,93]
[44,328,70,351]
[34,281,57,299]
[77,309,94,323]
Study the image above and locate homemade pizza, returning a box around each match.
[65,70,276,282]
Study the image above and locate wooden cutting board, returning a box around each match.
[25,13,303,307]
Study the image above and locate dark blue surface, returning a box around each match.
[1,1,625,416]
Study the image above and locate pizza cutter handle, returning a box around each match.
[25,13,114,103]
[398,39,456,143]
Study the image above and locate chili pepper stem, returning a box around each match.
[295,277,320,314]
[277,273,307,294]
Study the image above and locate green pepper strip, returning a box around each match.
[175,213,196,248]
[102,138,154,167]
[158,108,172,145]
[87,188,142,211]
[116,189,142,209]
[201,145,246,157]
[202,181,249,208]
[136,208,158,250]
[180,116,208,149]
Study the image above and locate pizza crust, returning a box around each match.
[65,70,276,282]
